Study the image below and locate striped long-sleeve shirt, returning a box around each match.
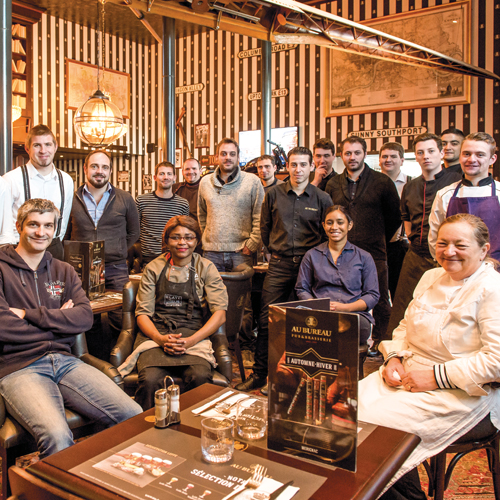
[136,192,189,259]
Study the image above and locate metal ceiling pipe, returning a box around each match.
[162,16,175,164]
[0,0,13,175]
[261,40,271,155]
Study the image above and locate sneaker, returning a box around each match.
[235,373,267,392]
[241,350,255,369]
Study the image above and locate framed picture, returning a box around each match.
[194,123,210,149]
[326,1,470,116]
[142,174,152,192]
[66,58,131,118]
[175,148,182,169]
[117,171,130,182]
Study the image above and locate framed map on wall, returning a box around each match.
[326,1,470,116]
[66,59,130,118]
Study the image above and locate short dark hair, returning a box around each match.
[341,136,367,154]
[379,142,405,159]
[464,132,497,156]
[25,125,57,149]
[183,158,200,169]
[413,133,442,152]
[216,138,240,157]
[256,154,276,167]
[287,146,312,165]
[155,161,175,176]
[324,205,353,224]
[17,198,60,230]
[84,149,112,168]
[313,138,335,156]
[440,127,465,139]
[162,215,201,249]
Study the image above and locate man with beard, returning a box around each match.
[440,127,465,175]
[326,136,401,356]
[137,161,189,265]
[3,124,74,259]
[256,155,283,192]
[198,138,264,271]
[66,150,140,358]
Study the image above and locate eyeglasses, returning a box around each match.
[169,235,197,242]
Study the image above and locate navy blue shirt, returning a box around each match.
[295,241,380,324]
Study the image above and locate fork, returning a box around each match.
[223,465,267,500]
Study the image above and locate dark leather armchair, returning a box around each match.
[0,334,123,500]
[109,280,232,396]
[219,264,255,383]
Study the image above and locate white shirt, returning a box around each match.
[0,177,14,244]
[2,162,75,243]
[428,179,500,258]
[390,170,409,242]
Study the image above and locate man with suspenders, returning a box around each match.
[2,125,74,260]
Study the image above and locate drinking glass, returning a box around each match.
[236,399,267,440]
[201,417,234,463]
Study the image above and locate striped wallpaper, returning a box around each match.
[29,0,498,196]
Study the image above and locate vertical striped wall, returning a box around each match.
[31,0,498,198]
[32,14,163,197]
[176,0,499,162]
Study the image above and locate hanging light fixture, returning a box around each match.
[74,0,127,147]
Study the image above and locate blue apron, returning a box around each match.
[446,181,500,260]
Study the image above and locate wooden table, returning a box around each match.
[27,384,420,500]
[90,292,123,315]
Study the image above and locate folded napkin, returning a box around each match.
[191,391,234,415]
[222,478,299,500]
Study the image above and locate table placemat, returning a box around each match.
[184,389,378,466]
[70,427,325,500]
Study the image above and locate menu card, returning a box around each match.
[267,299,359,472]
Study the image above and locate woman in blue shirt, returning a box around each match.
[295,205,379,344]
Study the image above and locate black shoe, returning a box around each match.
[235,374,267,392]
[367,342,382,357]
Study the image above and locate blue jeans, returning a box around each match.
[0,354,141,458]
[203,251,256,350]
[203,251,253,272]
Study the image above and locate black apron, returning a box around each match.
[21,165,65,260]
[136,258,208,372]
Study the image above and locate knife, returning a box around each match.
[194,392,234,415]
[269,480,294,500]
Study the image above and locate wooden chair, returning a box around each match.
[424,414,500,499]
[219,264,255,383]
[8,466,84,500]
[109,280,232,396]
[0,334,123,500]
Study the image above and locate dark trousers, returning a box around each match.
[387,248,437,336]
[204,251,256,351]
[379,467,427,500]
[372,259,392,343]
[253,256,301,379]
[386,240,409,301]
[85,261,130,361]
[135,363,213,410]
